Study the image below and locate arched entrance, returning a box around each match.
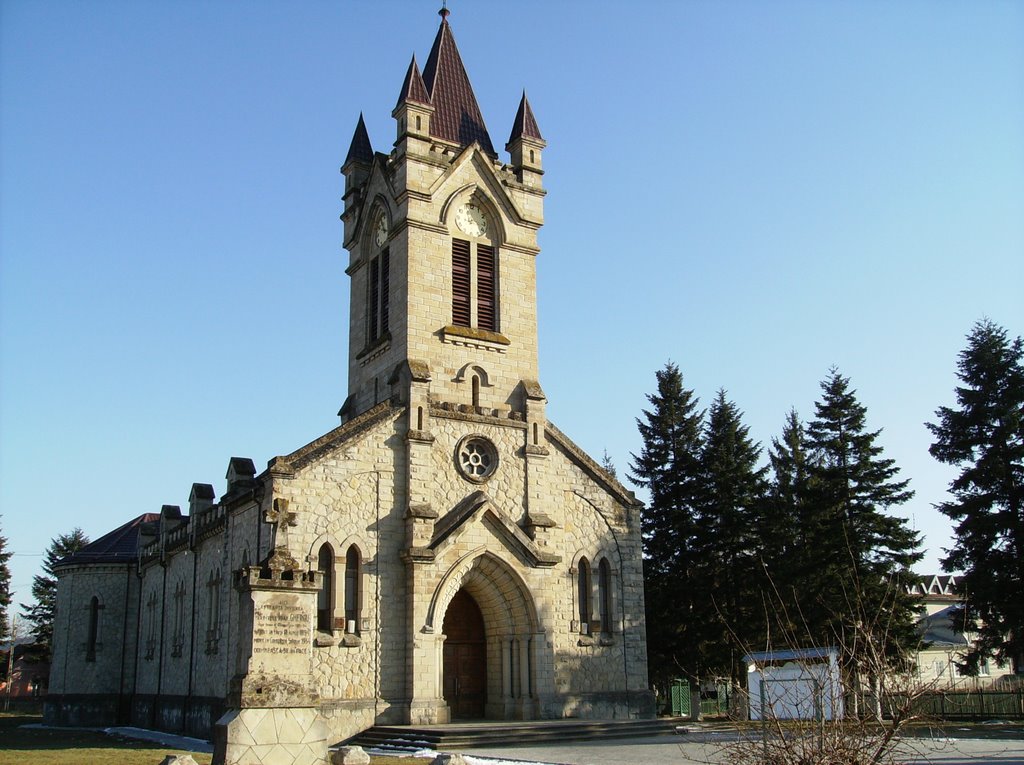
[430,550,541,721]
[442,589,486,719]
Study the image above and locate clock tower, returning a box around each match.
[339,7,547,428]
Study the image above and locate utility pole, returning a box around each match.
[4,613,16,712]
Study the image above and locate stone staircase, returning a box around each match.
[347,718,684,753]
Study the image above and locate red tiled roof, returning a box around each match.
[421,16,495,156]
[396,55,431,108]
[58,513,160,566]
[508,91,543,144]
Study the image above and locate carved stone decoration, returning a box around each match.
[455,435,498,482]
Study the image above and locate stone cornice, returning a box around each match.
[545,421,643,508]
[270,400,399,474]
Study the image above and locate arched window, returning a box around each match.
[86,596,100,661]
[599,558,612,635]
[206,568,222,654]
[451,201,497,332]
[317,543,334,632]
[171,580,186,657]
[577,558,592,635]
[345,546,361,634]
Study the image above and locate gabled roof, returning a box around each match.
[421,13,495,156]
[344,113,374,167]
[58,513,160,567]
[507,91,543,144]
[396,55,431,108]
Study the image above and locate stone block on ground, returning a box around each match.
[160,756,199,765]
[332,746,371,765]
[431,755,468,765]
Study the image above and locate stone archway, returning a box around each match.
[432,551,541,720]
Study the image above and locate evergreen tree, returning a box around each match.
[20,528,89,656]
[629,362,705,685]
[753,409,810,648]
[927,319,1024,673]
[803,370,921,659]
[695,390,769,684]
[0,517,11,643]
[763,409,810,591]
[600,450,617,479]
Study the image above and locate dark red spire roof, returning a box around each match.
[421,14,495,156]
[508,91,543,144]
[344,113,373,166]
[396,55,431,108]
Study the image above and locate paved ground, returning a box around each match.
[463,729,1024,765]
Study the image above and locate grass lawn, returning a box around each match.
[0,714,422,765]
[0,713,213,765]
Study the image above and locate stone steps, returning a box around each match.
[348,718,683,752]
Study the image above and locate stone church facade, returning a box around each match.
[46,10,653,755]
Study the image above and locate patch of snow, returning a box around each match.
[104,726,214,753]
[19,723,213,754]
[463,757,559,765]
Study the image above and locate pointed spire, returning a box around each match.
[421,11,496,156]
[508,91,543,144]
[396,55,431,109]
[344,113,373,167]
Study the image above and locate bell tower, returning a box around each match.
[339,7,546,424]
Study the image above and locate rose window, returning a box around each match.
[456,437,498,482]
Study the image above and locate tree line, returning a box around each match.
[629,319,1023,691]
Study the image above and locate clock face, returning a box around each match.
[455,202,488,238]
[373,215,388,247]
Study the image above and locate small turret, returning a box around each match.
[342,113,373,192]
[506,92,545,185]
[393,55,434,147]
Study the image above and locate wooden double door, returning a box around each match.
[442,589,486,719]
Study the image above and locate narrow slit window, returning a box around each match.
[317,544,334,632]
[599,558,612,634]
[577,558,592,634]
[345,546,361,633]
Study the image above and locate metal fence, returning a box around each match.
[670,680,731,717]
[883,689,1024,720]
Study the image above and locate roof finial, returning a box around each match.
[439,2,450,21]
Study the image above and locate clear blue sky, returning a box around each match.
[2,0,1022,611]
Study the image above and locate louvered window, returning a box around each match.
[452,238,472,327]
[477,243,495,331]
[368,248,390,342]
[380,249,390,334]
[451,237,498,330]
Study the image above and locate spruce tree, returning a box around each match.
[927,319,1024,672]
[600,450,617,479]
[20,528,89,656]
[696,390,768,683]
[629,362,704,685]
[804,370,921,659]
[0,517,11,643]
[756,409,810,644]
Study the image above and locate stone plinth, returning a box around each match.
[213,547,328,765]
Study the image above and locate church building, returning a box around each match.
[46,9,654,755]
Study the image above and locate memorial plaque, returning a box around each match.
[248,591,313,676]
